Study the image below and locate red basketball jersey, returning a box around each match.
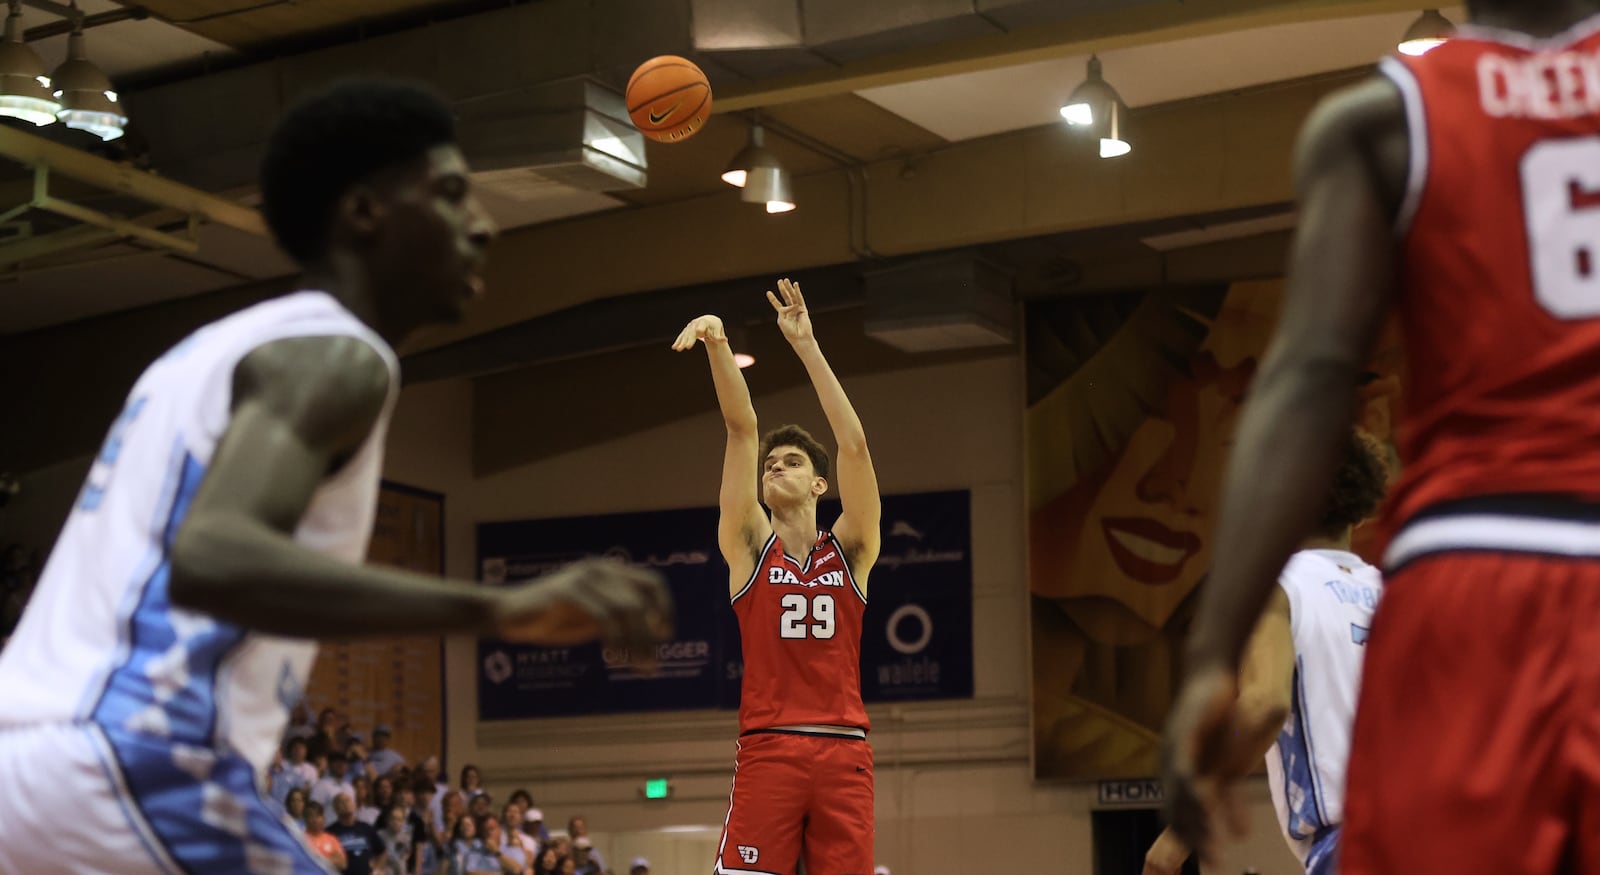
[1379,20,1600,537]
[732,530,870,734]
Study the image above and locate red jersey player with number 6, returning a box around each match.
[672,278,881,875]
[1162,1,1600,873]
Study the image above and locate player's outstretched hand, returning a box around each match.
[1161,663,1251,864]
[767,278,813,345]
[1141,828,1189,875]
[493,557,675,663]
[672,314,726,351]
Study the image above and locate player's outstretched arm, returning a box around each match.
[672,315,767,580]
[1225,587,1295,769]
[1163,75,1404,859]
[768,278,881,568]
[169,336,674,653]
[1144,588,1293,875]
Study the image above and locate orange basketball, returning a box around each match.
[626,55,712,143]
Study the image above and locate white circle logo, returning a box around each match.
[484,650,513,684]
[886,604,932,655]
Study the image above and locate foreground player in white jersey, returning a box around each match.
[0,79,672,875]
[1144,430,1388,875]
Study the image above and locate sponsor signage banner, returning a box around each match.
[477,490,973,720]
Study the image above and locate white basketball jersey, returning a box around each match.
[1264,549,1382,861]
[0,290,397,775]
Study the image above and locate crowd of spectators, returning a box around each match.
[268,706,652,875]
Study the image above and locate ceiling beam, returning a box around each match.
[712,0,1434,111]
[1017,229,1294,297]
[0,222,121,267]
[402,263,870,384]
[469,306,1009,476]
[0,125,266,237]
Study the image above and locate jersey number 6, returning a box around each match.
[1523,138,1600,319]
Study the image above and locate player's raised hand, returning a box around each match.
[767,278,813,345]
[671,314,726,351]
[1161,663,1251,864]
[492,557,675,666]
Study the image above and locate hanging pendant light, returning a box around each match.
[1399,9,1454,56]
[0,0,59,127]
[51,4,125,141]
[722,122,795,213]
[1061,56,1131,159]
[1100,102,1130,159]
[730,325,755,368]
[1061,56,1117,128]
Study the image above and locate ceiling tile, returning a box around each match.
[857,7,1465,142]
[762,94,946,163]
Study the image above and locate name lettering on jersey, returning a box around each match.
[1351,623,1371,645]
[1479,49,1600,120]
[767,568,846,588]
[1322,579,1379,610]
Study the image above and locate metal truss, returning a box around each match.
[0,124,266,270]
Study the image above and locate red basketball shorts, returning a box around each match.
[714,731,874,875]
[1342,551,1600,874]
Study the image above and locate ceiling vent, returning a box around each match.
[864,251,1015,352]
[458,79,646,193]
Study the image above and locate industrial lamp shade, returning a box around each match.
[742,165,794,212]
[1099,102,1131,159]
[1061,56,1131,159]
[1060,56,1122,128]
[1399,9,1454,56]
[0,5,59,127]
[721,124,782,188]
[52,31,125,141]
[729,326,755,368]
[724,123,794,211]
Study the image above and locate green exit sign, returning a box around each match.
[644,778,671,800]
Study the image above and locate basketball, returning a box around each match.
[626,55,712,143]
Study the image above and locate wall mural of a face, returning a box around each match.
[1027,280,1402,780]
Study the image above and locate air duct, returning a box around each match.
[863,251,1014,352]
[455,79,646,193]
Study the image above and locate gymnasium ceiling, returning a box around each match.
[0,0,1461,334]
[0,0,1461,472]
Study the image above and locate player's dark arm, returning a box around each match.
[168,336,502,637]
[1147,589,1294,873]
[170,335,674,649]
[1183,78,1404,673]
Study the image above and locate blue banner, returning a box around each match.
[476,490,972,721]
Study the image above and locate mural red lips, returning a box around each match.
[1100,516,1202,584]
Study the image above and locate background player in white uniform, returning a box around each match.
[1143,429,1389,875]
[0,79,673,875]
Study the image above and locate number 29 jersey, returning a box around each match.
[732,530,871,735]
[1379,21,1600,538]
